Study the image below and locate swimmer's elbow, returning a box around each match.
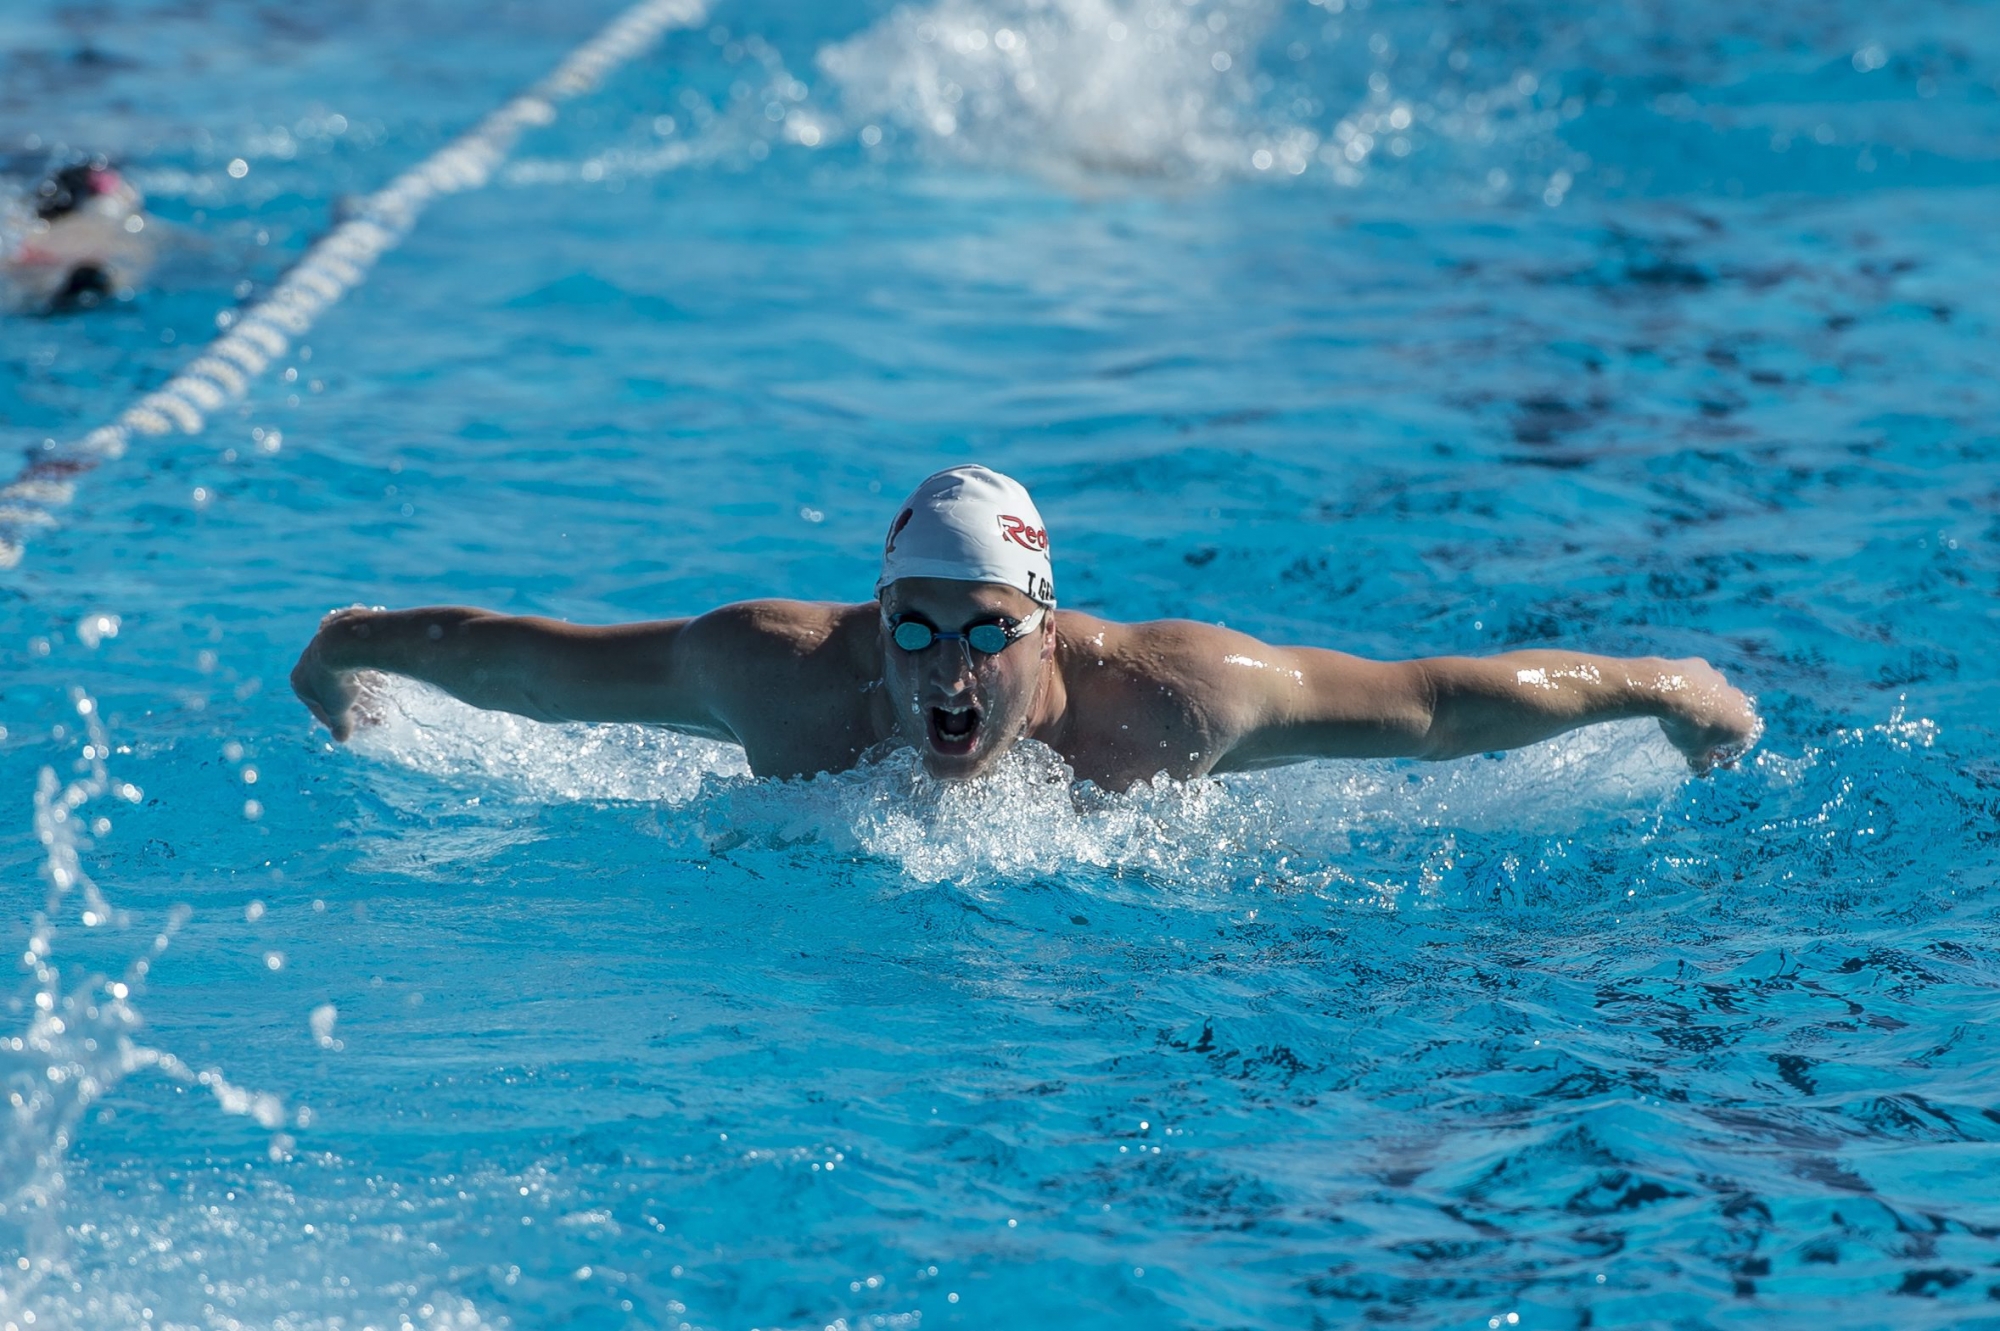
[1405,659,1538,761]
[1400,660,1461,760]
[1414,733,1480,762]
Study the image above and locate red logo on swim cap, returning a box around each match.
[996,514,1048,553]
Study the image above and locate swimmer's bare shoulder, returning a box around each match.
[678,600,890,777]
[1049,613,1266,782]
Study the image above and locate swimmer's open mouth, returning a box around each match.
[927,704,981,756]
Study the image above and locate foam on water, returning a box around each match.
[348,673,749,804]
[493,0,1580,194]
[479,0,2000,210]
[348,677,1691,894]
[810,0,1613,191]
[818,0,1322,181]
[332,679,1986,938]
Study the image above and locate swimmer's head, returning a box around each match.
[877,466,1057,778]
[877,464,1054,609]
[35,158,140,222]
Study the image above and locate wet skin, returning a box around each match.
[291,577,1760,787]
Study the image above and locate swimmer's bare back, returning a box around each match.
[290,599,1760,788]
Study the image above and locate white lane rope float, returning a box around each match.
[0,0,708,570]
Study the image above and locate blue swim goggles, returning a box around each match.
[886,607,1046,655]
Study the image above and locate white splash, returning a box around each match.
[0,690,293,1317]
[347,674,750,804]
[349,678,1687,889]
[818,0,1323,181]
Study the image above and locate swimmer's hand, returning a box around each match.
[1653,658,1761,774]
[290,607,385,742]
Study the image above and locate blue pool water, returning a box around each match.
[2,0,1999,1327]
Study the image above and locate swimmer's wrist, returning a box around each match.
[1624,656,1727,727]
[1617,657,1683,721]
[315,605,491,676]
[314,605,393,671]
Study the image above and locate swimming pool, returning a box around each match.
[2,0,1998,1326]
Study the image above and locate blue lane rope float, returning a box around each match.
[0,0,709,570]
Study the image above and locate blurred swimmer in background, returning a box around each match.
[293,465,1762,789]
[2,156,153,311]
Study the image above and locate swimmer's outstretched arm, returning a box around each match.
[289,604,746,743]
[1211,642,1760,774]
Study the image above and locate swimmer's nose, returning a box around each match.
[925,639,978,693]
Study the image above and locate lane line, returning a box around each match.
[0,0,709,570]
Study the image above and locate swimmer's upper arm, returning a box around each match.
[419,611,723,735]
[650,600,819,741]
[516,600,820,741]
[324,602,808,741]
[1208,642,1439,770]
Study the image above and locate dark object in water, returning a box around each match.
[49,263,110,310]
[35,159,119,221]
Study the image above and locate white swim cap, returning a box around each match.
[877,465,1055,607]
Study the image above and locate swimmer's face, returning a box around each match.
[879,577,1051,780]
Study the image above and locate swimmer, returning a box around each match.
[291,465,1761,787]
[3,157,151,311]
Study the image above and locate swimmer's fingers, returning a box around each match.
[1706,736,1757,773]
[1669,723,1760,778]
[290,643,367,743]
[297,680,355,743]
[1657,663,1761,775]
[1710,706,1765,773]
[1688,739,1752,771]
[313,673,393,742]
[290,656,337,739]
[301,695,346,742]
[1659,717,1758,776]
